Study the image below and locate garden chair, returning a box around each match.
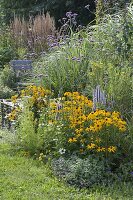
[10,60,34,90]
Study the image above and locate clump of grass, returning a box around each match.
[10,13,56,54]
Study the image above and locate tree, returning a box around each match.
[0,0,96,26]
[0,0,131,27]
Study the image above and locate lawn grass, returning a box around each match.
[0,133,133,200]
[0,130,133,200]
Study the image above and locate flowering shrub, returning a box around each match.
[7,106,21,121]
[9,89,127,158]
[11,85,51,106]
[49,92,127,156]
[9,85,51,122]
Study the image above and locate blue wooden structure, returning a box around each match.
[10,60,33,89]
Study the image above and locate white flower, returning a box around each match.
[59,148,66,154]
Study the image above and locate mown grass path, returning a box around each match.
[0,143,133,200]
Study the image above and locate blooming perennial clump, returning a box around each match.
[9,89,127,156]
[11,85,51,104]
[7,106,21,121]
[50,91,127,155]
[9,85,51,121]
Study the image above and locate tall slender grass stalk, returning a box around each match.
[10,13,56,53]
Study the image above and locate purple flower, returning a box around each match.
[66,11,72,18]
[130,172,133,176]
[76,58,81,62]
[72,13,78,17]
[49,42,59,48]
[72,56,77,60]
[72,57,81,62]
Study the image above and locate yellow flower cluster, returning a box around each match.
[7,107,21,121]
[11,85,51,105]
[10,85,51,121]
[11,95,18,104]
[20,85,51,108]
[86,110,126,132]
[63,92,93,127]
[48,92,93,124]
[68,137,77,143]
[52,92,127,155]
[7,109,17,121]
[64,91,93,108]
[86,143,116,153]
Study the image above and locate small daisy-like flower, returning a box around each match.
[87,143,96,149]
[108,146,117,153]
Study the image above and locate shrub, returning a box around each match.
[0,85,14,99]
[33,32,92,96]
[52,155,117,188]
[16,101,43,155]
[88,61,132,118]
[9,86,52,155]
[0,29,17,68]
[37,121,66,158]
[117,161,133,182]
[0,66,16,88]
[48,92,127,158]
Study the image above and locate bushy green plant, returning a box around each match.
[48,92,128,160]
[0,66,16,88]
[88,61,132,118]
[0,47,16,68]
[0,29,17,68]
[34,33,92,96]
[116,161,133,182]
[52,154,133,188]
[16,101,43,155]
[52,155,119,188]
[0,85,14,99]
[121,119,133,160]
[37,111,66,158]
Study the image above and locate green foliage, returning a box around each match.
[52,155,133,188]
[0,3,5,26]
[16,101,43,155]
[36,109,66,158]
[0,29,17,68]
[52,155,107,188]
[0,66,16,98]
[0,66,16,88]
[116,161,133,182]
[0,47,16,68]
[86,6,133,117]
[0,85,14,99]
[0,0,96,26]
[88,61,132,117]
[1,141,133,200]
[0,129,17,144]
[34,33,91,96]
[2,0,131,27]
[34,5,133,118]
[122,119,133,160]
